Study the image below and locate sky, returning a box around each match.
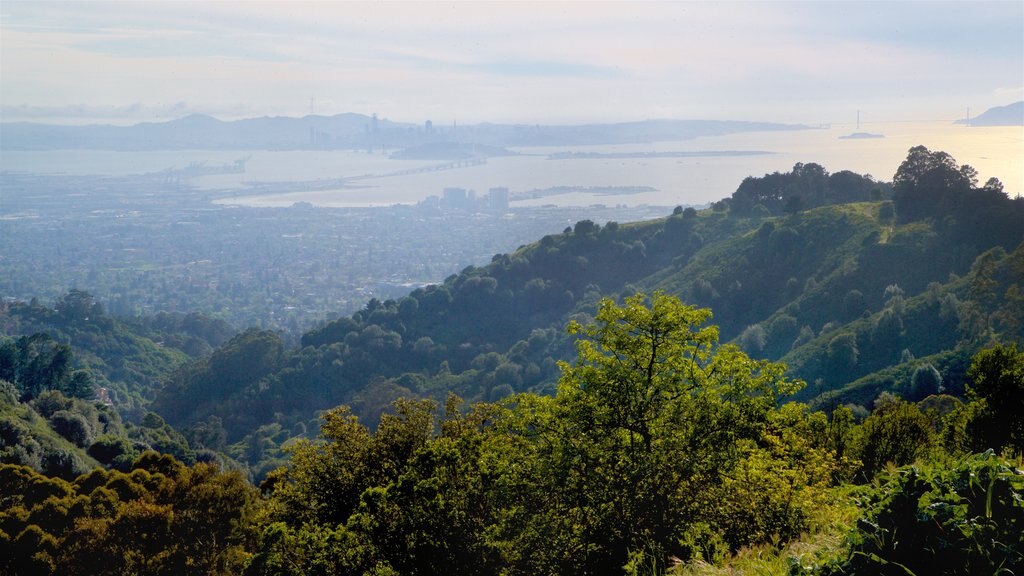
[1,1,1022,126]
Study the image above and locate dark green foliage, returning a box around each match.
[154,328,284,438]
[961,344,1024,453]
[87,435,141,470]
[823,452,1024,576]
[129,412,195,465]
[827,332,859,373]
[0,292,202,418]
[730,162,885,216]
[128,311,236,357]
[893,145,977,223]
[841,289,866,321]
[854,397,933,481]
[54,289,104,324]
[49,410,94,447]
[0,333,73,401]
[892,146,1023,259]
[908,362,942,400]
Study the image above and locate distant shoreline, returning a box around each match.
[547,150,772,160]
[511,186,658,200]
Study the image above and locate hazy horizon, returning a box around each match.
[2,1,1022,127]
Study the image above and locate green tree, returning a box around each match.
[908,363,942,401]
[501,292,810,572]
[892,145,977,222]
[827,332,859,372]
[854,399,933,480]
[738,323,767,354]
[55,289,104,324]
[963,344,1024,453]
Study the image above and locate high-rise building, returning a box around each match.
[488,187,510,211]
[442,187,468,211]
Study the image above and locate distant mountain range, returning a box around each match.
[954,101,1024,126]
[0,113,812,151]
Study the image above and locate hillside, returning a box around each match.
[146,147,1023,477]
[0,113,810,151]
[955,101,1024,126]
[0,300,239,479]
[3,146,1023,574]
[2,147,1020,482]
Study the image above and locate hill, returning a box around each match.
[2,146,1020,480]
[3,146,1023,574]
[149,147,1023,477]
[0,113,811,151]
[954,101,1024,126]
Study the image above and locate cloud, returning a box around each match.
[1,1,1021,124]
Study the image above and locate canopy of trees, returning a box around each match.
[2,295,1022,574]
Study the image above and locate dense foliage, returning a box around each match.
[820,451,1023,575]
[2,294,1022,574]
[0,292,232,419]
[2,147,1022,572]
[0,452,257,575]
[253,293,828,574]
[137,148,1023,479]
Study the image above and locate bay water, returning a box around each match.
[2,121,1020,209]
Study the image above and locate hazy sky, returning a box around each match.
[1,1,1021,125]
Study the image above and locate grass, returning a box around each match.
[669,487,861,576]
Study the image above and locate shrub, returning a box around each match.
[49,410,94,448]
[822,451,1024,575]
[908,363,942,401]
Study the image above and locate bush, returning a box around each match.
[827,333,859,370]
[88,435,139,468]
[823,451,1024,575]
[49,410,94,447]
[908,363,942,401]
[854,400,932,480]
[31,391,72,419]
[40,448,89,479]
[739,324,767,354]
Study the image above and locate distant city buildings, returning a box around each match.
[442,187,469,210]
[488,187,509,211]
[421,186,510,213]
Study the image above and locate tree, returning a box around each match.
[908,363,942,401]
[841,290,866,321]
[892,146,976,222]
[573,219,598,236]
[55,289,103,324]
[854,399,933,480]
[739,324,767,354]
[827,332,859,371]
[964,344,1024,453]
[257,294,835,574]
[7,334,74,401]
[512,292,810,572]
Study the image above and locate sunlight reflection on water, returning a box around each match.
[4,122,1020,208]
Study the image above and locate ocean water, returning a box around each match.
[2,121,1020,208]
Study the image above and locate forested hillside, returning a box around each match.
[1,294,239,477]
[142,147,1023,479]
[3,294,1022,575]
[1,146,1022,574]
